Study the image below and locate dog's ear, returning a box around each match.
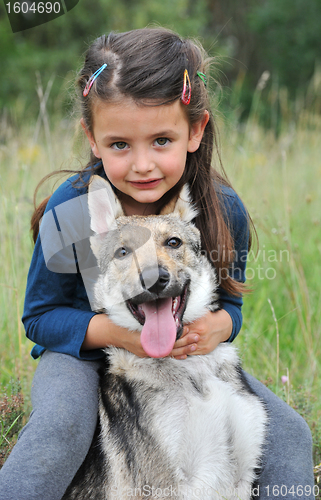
[88,176,124,235]
[160,184,198,223]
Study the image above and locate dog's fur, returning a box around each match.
[62,176,267,500]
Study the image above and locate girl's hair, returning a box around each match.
[32,27,252,296]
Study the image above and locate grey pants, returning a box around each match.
[0,351,315,500]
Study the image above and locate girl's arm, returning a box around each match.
[82,313,148,357]
[22,176,105,361]
[22,235,101,360]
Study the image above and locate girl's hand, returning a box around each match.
[169,309,233,360]
[82,313,148,358]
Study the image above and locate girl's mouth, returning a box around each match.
[128,179,162,189]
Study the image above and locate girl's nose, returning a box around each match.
[131,151,155,174]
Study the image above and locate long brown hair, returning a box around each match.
[32,27,253,296]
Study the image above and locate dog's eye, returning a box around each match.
[165,237,182,249]
[114,246,132,259]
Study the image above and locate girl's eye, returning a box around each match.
[165,237,182,249]
[112,142,128,150]
[155,138,169,147]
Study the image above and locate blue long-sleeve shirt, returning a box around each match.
[22,169,249,360]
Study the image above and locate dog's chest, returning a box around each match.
[89,347,267,500]
[102,349,240,470]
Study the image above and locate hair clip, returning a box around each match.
[197,71,207,87]
[83,63,107,97]
[181,69,191,105]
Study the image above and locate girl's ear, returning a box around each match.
[80,118,101,159]
[187,110,210,153]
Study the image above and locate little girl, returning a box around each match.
[0,28,314,500]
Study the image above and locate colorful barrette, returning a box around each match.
[181,69,191,105]
[197,71,207,87]
[83,63,107,97]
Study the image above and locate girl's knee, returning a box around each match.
[284,408,313,448]
[25,352,101,453]
[31,351,101,409]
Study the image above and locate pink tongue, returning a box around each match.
[140,298,176,358]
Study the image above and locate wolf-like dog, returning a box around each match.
[62,176,267,500]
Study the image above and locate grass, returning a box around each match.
[0,114,77,394]
[219,117,321,391]
[0,380,24,468]
[0,86,320,487]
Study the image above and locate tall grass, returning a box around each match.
[218,81,321,400]
[0,109,79,395]
[0,77,320,477]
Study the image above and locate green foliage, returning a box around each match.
[248,0,321,93]
[0,380,24,468]
[0,0,211,116]
[1,0,321,123]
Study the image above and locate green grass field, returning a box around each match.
[0,100,320,480]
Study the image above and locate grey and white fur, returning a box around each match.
[62,176,267,500]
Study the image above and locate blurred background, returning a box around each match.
[1,0,321,123]
[0,0,321,483]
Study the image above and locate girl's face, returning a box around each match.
[82,98,208,215]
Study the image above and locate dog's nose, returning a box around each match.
[141,266,170,294]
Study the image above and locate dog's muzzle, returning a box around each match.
[126,270,190,359]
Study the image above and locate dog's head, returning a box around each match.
[88,176,218,358]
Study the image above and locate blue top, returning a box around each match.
[22,168,249,360]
